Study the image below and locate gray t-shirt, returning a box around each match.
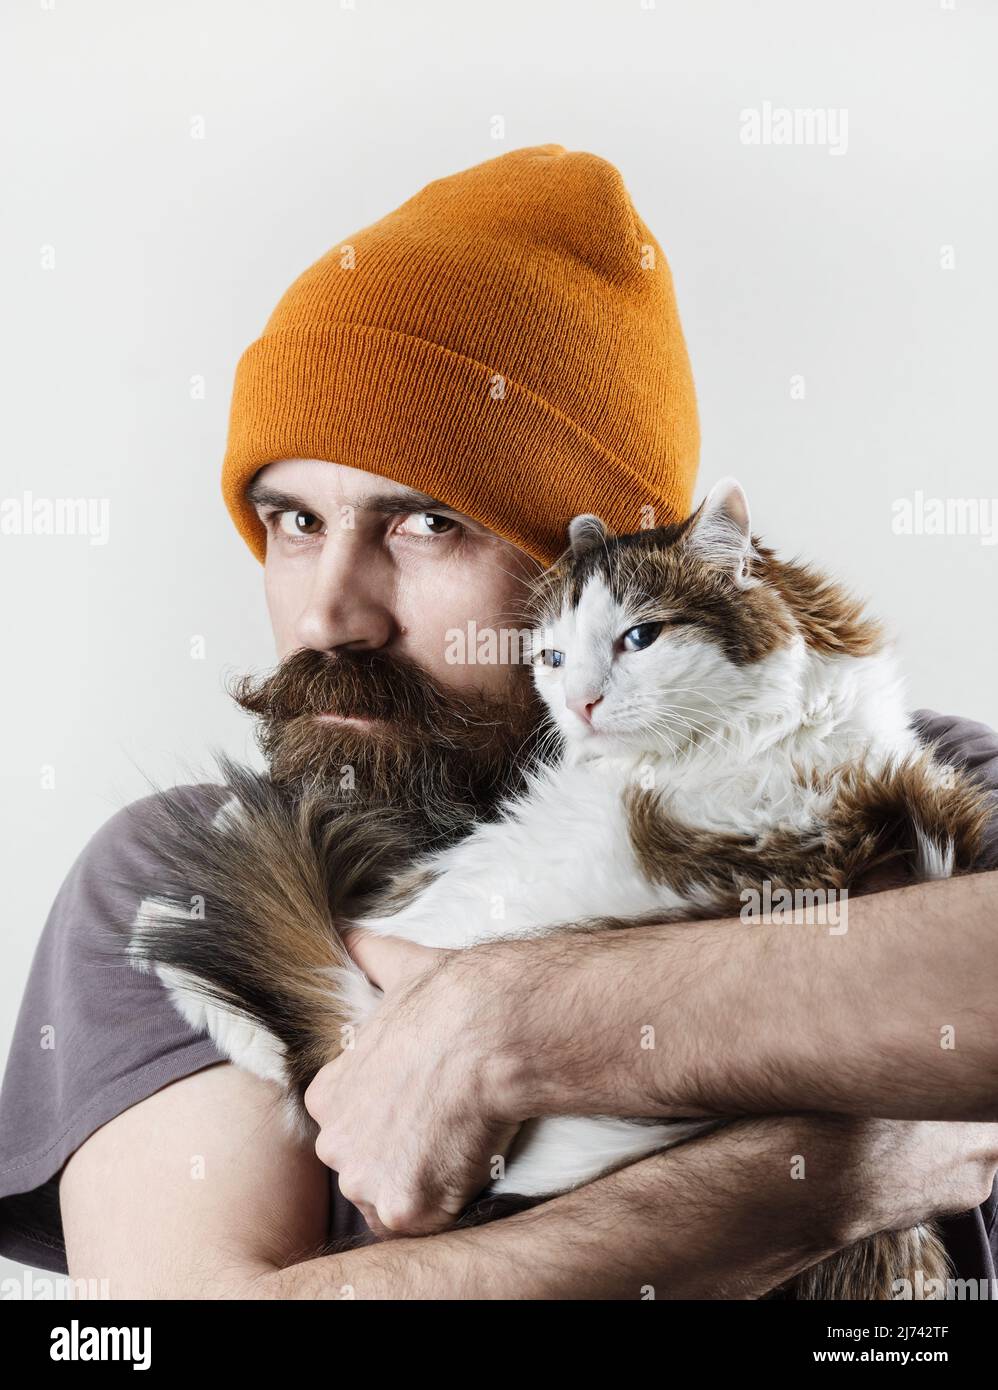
[2,710,997,1281]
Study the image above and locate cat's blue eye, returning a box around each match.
[536,649,565,668]
[621,622,664,653]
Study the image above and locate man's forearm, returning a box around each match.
[502,869,998,1124]
[246,1118,842,1300]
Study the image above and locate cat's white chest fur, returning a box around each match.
[361,758,681,948]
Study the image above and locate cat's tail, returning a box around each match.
[101,752,421,1124]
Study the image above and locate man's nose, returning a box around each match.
[565,692,602,726]
[292,534,395,653]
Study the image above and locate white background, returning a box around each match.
[1,0,996,1285]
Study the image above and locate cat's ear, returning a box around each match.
[684,477,755,587]
[568,513,608,558]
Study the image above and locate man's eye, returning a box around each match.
[273,510,323,538]
[621,622,664,653]
[398,512,457,537]
[535,649,565,668]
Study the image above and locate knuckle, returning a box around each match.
[302,1076,326,1118]
[314,1130,341,1170]
[335,1175,366,1208]
[376,1195,426,1235]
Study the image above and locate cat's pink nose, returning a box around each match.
[566,693,602,726]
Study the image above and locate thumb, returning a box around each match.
[342,928,443,992]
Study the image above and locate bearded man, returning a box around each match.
[3,147,997,1299]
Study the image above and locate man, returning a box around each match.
[1,145,996,1298]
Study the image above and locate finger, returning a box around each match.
[302,1067,335,1121]
[350,1196,390,1239]
[344,929,442,992]
[365,1214,404,1241]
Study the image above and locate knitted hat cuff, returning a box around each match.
[222,322,695,567]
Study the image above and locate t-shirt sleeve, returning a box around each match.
[911,707,998,871]
[0,786,230,1274]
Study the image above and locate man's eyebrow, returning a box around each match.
[360,487,455,516]
[245,481,463,518]
[245,484,311,512]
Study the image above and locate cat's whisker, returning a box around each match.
[654,706,729,739]
[641,712,701,755]
[668,711,735,748]
[645,723,681,761]
[655,686,732,714]
[628,698,728,739]
[511,719,563,772]
[648,709,734,757]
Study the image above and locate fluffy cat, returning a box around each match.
[122,478,990,1299]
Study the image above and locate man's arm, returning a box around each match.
[60,1058,996,1300]
[508,867,998,1124]
[60,1063,329,1298]
[310,869,998,1233]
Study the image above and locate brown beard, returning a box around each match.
[227,647,546,844]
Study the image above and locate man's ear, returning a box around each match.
[684,477,755,587]
[568,513,608,558]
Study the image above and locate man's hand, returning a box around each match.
[804,1116,998,1246]
[303,931,525,1236]
[303,919,719,1237]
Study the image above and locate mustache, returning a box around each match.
[225,646,547,835]
[227,646,531,748]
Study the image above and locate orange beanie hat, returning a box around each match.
[221,143,699,567]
